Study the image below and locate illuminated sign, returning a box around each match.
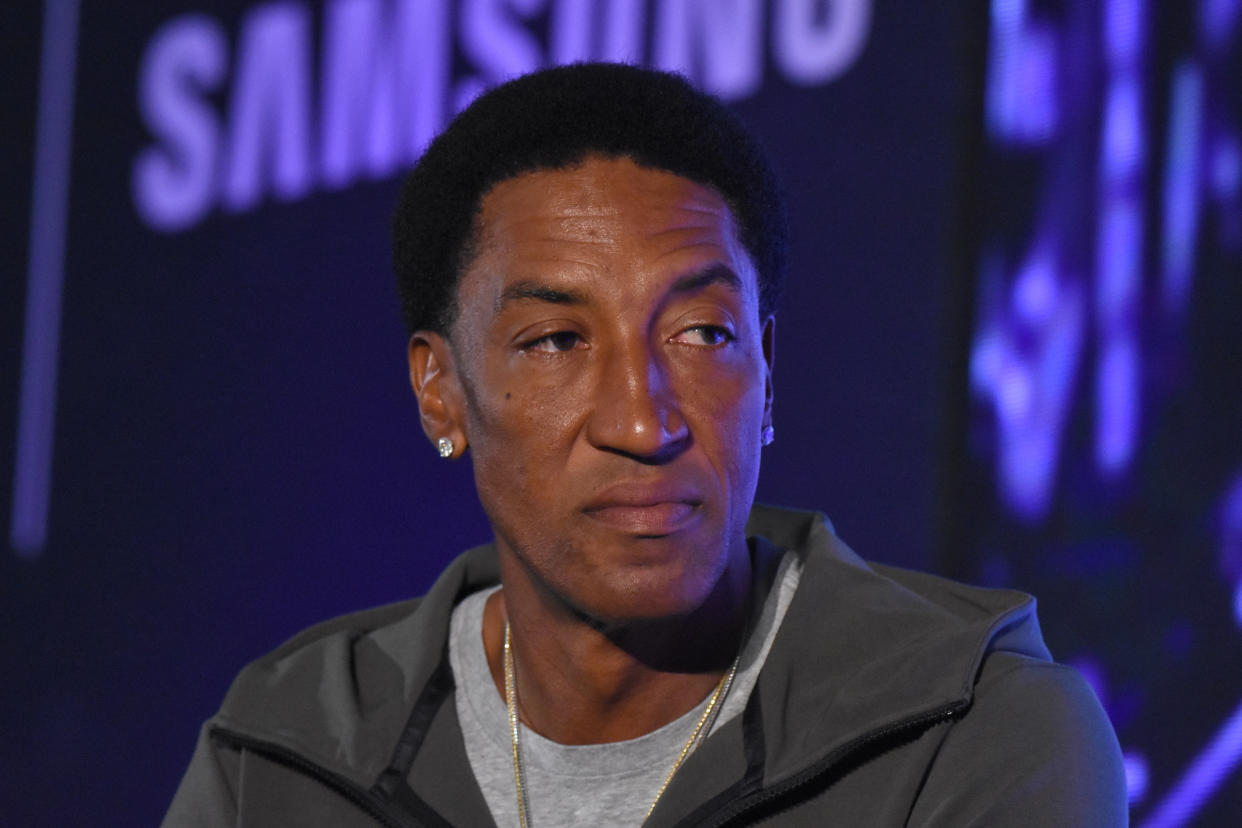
[131,0,873,231]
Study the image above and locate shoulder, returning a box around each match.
[227,541,500,707]
[164,545,502,825]
[163,597,437,826]
[910,651,1128,826]
[259,595,425,660]
[250,595,426,666]
[743,504,1127,824]
[204,544,500,780]
[970,650,1121,760]
[751,503,1052,660]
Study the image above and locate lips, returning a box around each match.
[581,483,702,535]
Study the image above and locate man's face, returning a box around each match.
[416,156,774,624]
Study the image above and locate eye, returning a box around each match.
[522,330,584,353]
[673,325,736,347]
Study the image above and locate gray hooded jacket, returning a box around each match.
[164,506,1127,826]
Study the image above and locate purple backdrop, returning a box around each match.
[5,1,1237,825]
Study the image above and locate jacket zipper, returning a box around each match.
[211,726,409,828]
[686,699,970,828]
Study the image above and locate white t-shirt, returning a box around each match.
[447,549,802,827]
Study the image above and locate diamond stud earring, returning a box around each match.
[437,437,454,458]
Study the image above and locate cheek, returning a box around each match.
[687,363,767,493]
[687,359,767,432]
[465,380,583,506]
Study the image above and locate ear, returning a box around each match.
[760,315,776,429]
[408,331,468,458]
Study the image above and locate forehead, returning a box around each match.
[477,156,735,236]
[459,156,756,308]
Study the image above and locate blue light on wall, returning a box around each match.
[11,0,80,558]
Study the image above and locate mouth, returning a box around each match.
[584,502,700,535]
[582,483,703,536]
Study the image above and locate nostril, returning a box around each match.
[589,397,689,462]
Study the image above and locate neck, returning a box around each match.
[483,544,752,745]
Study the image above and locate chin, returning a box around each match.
[582,561,724,626]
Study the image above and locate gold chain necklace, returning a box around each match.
[503,621,739,828]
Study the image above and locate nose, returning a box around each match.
[586,341,689,462]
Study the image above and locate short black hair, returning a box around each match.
[392,62,787,335]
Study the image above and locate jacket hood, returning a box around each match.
[743,505,1049,788]
[209,506,1049,806]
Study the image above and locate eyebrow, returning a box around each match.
[495,281,590,313]
[669,263,744,296]
[494,263,744,314]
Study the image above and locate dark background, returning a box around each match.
[3,1,1238,824]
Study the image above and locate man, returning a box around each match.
[165,63,1126,826]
